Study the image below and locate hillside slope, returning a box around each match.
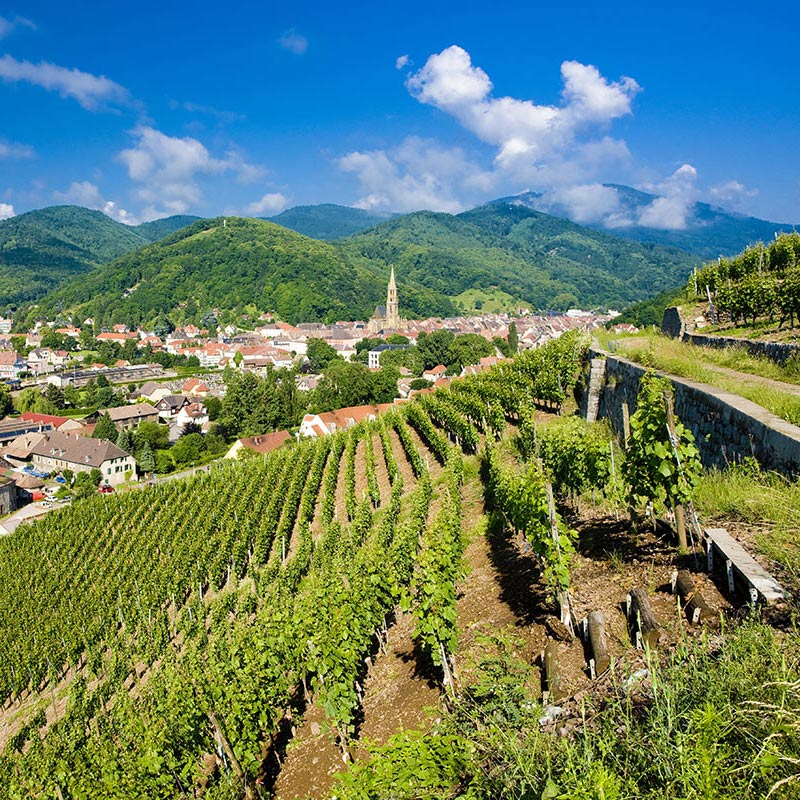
[269,203,392,240]
[341,205,697,311]
[27,217,457,326]
[0,205,150,308]
[133,214,203,242]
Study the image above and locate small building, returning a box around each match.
[0,418,54,448]
[225,430,292,459]
[91,403,160,431]
[0,351,27,381]
[30,430,135,487]
[422,364,448,382]
[155,395,190,420]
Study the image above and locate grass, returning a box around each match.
[602,332,800,425]
[694,464,800,589]
[333,621,800,800]
[454,286,522,314]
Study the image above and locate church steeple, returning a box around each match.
[386,265,399,328]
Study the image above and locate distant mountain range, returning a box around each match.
[501,185,796,259]
[266,203,392,241]
[2,188,797,326]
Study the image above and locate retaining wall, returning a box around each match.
[682,332,800,365]
[583,350,800,476]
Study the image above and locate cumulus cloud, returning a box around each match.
[536,184,624,225]
[395,54,410,70]
[637,164,698,230]
[53,180,138,224]
[0,15,35,39]
[278,29,308,55]
[709,179,758,212]
[117,126,264,219]
[0,54,129,110]
[406,46,640,182]
[339,136,495,213]
[0,202,14,220]
[0,140,34,158]
[246,192,288,215]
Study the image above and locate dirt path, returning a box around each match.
[334,448,349,526]
[371,432,392,508]
[353,438,368,508]
[701,362,800,398]
[387,428,416,488]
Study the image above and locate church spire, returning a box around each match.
[386,265,399,328]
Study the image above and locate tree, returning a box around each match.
[116,428,133,454]
[152,315,175,338]
[508,322,519,354]
[171,433,206,467]
[93,413,117,442]
[372,365,400,404]
[386,334,409,345]
[133,420,170,451]
[137,442,155,474]
[180,421,202,437]
[447,333,493,370]
[313,361,374,411]
[379,347,424,376]
[73,472,96,499]
[306,338,340,372]
[78,328,97,351]
[416,330,454,370]
[0,384,12,417]
[204,396,222,421]
[44,383,67,410]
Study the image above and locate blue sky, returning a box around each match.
[1,0,798,228]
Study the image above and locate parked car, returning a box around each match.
[98,485,115,494]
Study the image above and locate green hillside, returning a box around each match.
[25,216,458,327]
[269,203,392,240]
[134,214,203,242]
[341,204,698,311]
[0,205,150,309]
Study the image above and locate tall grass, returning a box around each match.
[610,334,800,425]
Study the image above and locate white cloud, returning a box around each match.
[278,29,308,55]
[0,15,35,39]
[0,54,129,110]
[637,164,698,230]
[117,126,265,218]
[172,100,245,125]
[395,54,410,70]
[246,192,288,215]
[406,46,640,183]
[536,184,624,225]
[0,140,34,158]
[709,180,758,212]
[0,202,14,220]
[339,136,495,213]
[52,180,138,224]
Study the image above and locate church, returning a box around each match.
[367,266,406,334]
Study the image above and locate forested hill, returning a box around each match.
[0,206,203,310]
[0,206,151,307]
[25,217,458,327]
[268,203,392,240]
[340,204,698,312]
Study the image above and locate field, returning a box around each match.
[0,333,797,799]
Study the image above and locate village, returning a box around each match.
[0,277,630,532]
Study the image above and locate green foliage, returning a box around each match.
[624,371,701,513]
[527,416,616,498]
[269,202,389,240]
[92,412,117,442]
[306,337,340,372]
[416,329,454,369]
[0,383,13,417]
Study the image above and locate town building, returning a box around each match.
[367,267,406,334]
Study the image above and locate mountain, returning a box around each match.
[503,185,797,259]
[340,203,698,312]
[0,205,151,309]
[24,217,456,328]
[134,215,203,242]
[268,203,392,240]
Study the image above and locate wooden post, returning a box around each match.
[627,588,661,649]
[208,711,262,800]
[543,641,564,702]
[586,611,611,674]
[671,569,715,624]
[663,393,688,551]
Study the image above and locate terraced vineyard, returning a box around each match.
[0,331,797,800]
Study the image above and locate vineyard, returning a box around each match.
[0,330,798,800]
[691,231,800,328]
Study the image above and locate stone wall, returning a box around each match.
[661,306,685,339]
[585,349,800,476]
[682,332,800,365]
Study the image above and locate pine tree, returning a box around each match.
[137,442,155,474]
[93,413,117,442]
[116,428,133,454]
